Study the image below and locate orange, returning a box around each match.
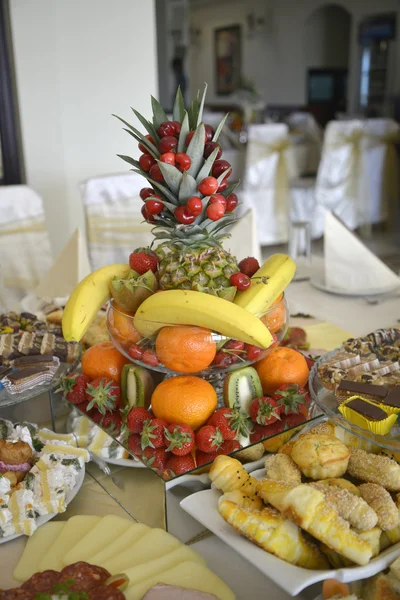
[261,294,286,334]
[255,346,309,396]
[109,302,141,346]
[155,326,216,373]
[82,341,129,384]
[322,580,350,600]
[151,375,217,430]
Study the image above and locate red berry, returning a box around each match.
[245,344,263,361]
[142,350,160,367]
[208,408,237,441]
[198,176,219,196]
[146,199,164,215]
[212,159,231,180]
[174,206,195,225]
[206,202,225,221]
[196,450,218,468]
[139,153,156,172]
[217,440,241,455]
[175,153,191,172]
[218,180,229,192]
[283,412,307,429]
[138,135,155,154]
[238,257,260,277]
[127,407,152,434]
[186,196,202,217]
[57,373,91,405]
[249,397,282,425]
[141,204,155,224]
[141,417,167,449]
[128,343,144,360]
[273,384,309,416]
[88,407,104,424]
[101,412,122,436]
[204,142,222,160]
[171,121,181,136]
[128,433,142,456]
[209,194,226,208]
[185,131,195,146]
[140,187,155,201]
[250,421,284,443]
[195,425,224,453]
[158,136,178,154]
[204,124,215,142]
[165,454,196,477]
[149,163,164,182]
[85,377,121,415]
[129,247,159,274]
[226,193,238,212]
[142,447,169,474]
[160,152,175,165]
[213,351,235,368]
[305,356,316,370]
[230,272,251,290]
[157,121,176,138]
[164,424,195,456]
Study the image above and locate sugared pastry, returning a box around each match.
[359,483,399,531]
[347,448,400,491]
[264,453,301,486]
[291,434,350,480]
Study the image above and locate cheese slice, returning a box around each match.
[41,444,90,461]
[72,416,93,447]
[14,522,65,582]
[37,429,77,446]
[38,471,66,514]
[124,561,235,600]
[88,429,129,459]
[63,515,131,566]
[124,545,205,588]
[39,515,101,572]
[89,523,149,566]
[103,529,181,575]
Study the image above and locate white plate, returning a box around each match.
[180,474,400,596]
[310,268,400,297]
[0,466,85,544]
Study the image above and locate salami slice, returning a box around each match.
[21,570,60,592]
[0,590,36,599]
[59,562,111,590]
[87,585,126,600]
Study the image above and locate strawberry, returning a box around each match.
[142,447,169,474]
[195,425,224,453]
[249,397,282,425]
[250,420,284,443]
[281,327,309,350]
[304,355,316,370]
[56,373,90,405]
[217,440,241,455]
[128,433,142,457]
[238,257,260,277]
[245,344,263,361]
[283,412,306,429]
[126,407,152,433]
[140,418,167,450]
[129,247,159,275]
[100,412,122,435]
[87,407,104,424]
[207,407,251,440]
[165,454,196,477]
[86,377,121,415]
[164,424,195,456]
[196,450,218,468]
[273,384,309,415]
[142,350,160,367]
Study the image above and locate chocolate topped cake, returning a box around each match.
[345,398,388,421]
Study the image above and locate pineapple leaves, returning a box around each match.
[117,154,140,169]
[195,147,220,184]
[216,166,232,185]
[221,181,240,197]
[151,96,169,129]
[131,108,160,144]
[186,123,206,177]
[196,83,208,127]
[178,112,190,153]
[157,162,183,196]
[178,172,198,205]
[212,113,229,143]
[147,178,179,205]
[173,87,185,123]
[188,90,200,130]
[114,113,160,158]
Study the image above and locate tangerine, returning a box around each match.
[109,302,141,346]
[81,341,129,384]
[255,346,309,396]
[155,326,216,373]
[151,375,217,431]
[261,293,286,334]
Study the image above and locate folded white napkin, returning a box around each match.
[324,210,400,293]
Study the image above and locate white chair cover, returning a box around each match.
[286,112,322,176]
[222,209,261,264]
[242,124,298,245]
[81,172,154,270]
[0,186,52,311]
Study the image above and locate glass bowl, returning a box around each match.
[106,294,289,376]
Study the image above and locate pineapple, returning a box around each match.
[114,85,241,300]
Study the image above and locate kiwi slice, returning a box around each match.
[121,364,154,409]
[223,366,263,415]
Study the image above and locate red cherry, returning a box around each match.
[146,199,164,215]
[212,159,232,180]
[174,206,195,225]
[139,153,156,172]
[158,136,178,154]
[142,350,160,367]
[204,124,215,142]
[160,152,175,165]
[209,194,226,208]
[128,343,144,360]
[149,163,164,182]
[198,176,219,196]
[175,153,191,172]
[140,188,155,201]
[245,344,263,361]
[186,131,195,146]
[206,202,225,221]
[157,121,176,138]
[218,180,229,192]
[171,121,182,136]
[230,272,251,291]
[186,196,203,217]
[141,204,155,224]
[224,340,245,352]
[226,193,238,212]
[204,142,222,160]
[213,351,235,368]
[138,135,155,154]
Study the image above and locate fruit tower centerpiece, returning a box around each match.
[60,86,312,480]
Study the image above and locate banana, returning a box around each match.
[133,290,273,348]
[234,254,296,315]
[62,264,130,342]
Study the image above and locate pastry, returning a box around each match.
[220,490,263,511]
[264,454,301,486]
[12,354,56,369]
[45,308,64,324]
[336,380,388,403]
[338,397,398,436]
[2,367,55,393]
[317,478,360,496]
[321,527,382,567]
[291,434,350,480]
[218,498,329,570]
[258,479,373,566]
[318,365,347,390]
[209,456,259,495]
[382,386,400,410]
[359,483,399,531]
[362,574,400,600]
[347,449,400,491]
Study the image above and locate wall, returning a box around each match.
[10,0,158,255]
[188,0,400,112]
[304,5,351,70]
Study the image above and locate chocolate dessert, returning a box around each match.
[345,398,388,422]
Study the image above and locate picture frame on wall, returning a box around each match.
[215,25,241,95]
